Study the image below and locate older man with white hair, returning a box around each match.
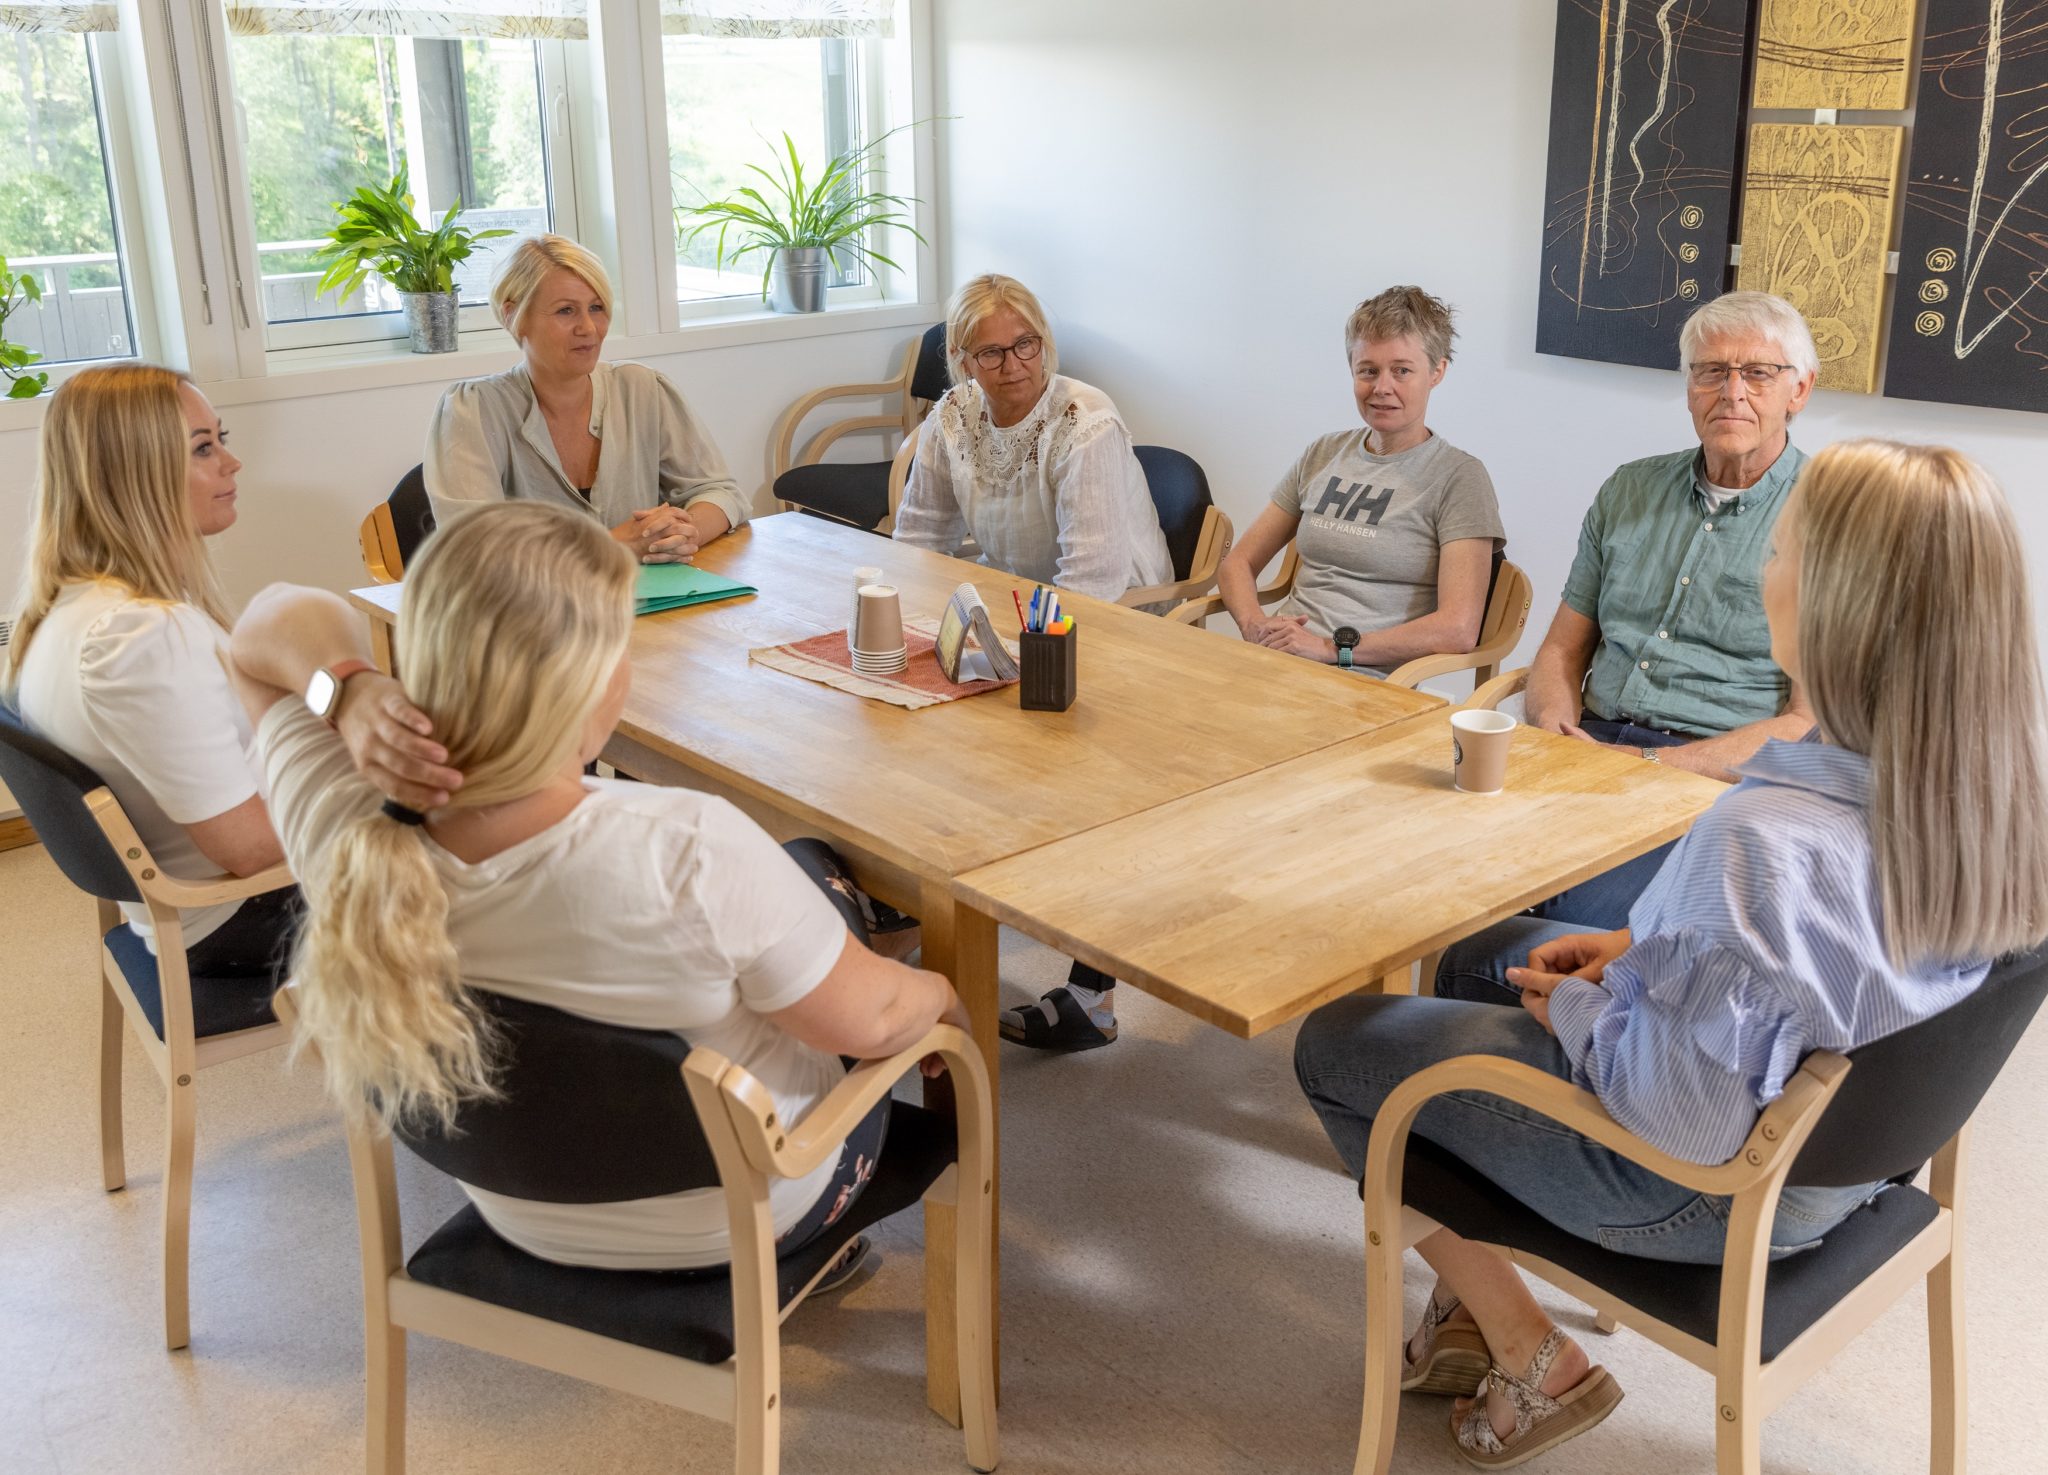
[1437,293,1820,1000]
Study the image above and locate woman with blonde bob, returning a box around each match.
[228,502,967,1270]
[424,234,747,564]
[7,365,432,971]
[1295,441,2048,1467]
[893,273,1170,605]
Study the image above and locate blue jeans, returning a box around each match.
[1293,991,1876,1264]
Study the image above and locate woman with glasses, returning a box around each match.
[1216,286,1503,674]
[891,273,1171,603]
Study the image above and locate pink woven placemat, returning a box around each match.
[748,625,1017,710]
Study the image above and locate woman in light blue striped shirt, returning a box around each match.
[1295,440,2048,1467]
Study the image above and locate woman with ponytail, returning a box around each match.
[229,502,966,1270]
[7,365,431,973]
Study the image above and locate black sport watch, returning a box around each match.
[1333,626,1361,670]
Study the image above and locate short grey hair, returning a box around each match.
[1678,291,1821,380]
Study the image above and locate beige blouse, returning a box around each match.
[423,361,750,534]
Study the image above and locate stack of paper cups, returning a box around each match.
[848,566,883,653]
[851,584,908,676]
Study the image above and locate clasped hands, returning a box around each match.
[612,505,702,564]
[1505,927,1631,1034]
[1238,611,1336,662]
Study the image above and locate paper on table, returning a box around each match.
[634,562,756,616]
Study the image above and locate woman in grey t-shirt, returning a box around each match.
[1215,286,1504,676]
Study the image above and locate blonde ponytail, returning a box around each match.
[290,502,637,1131]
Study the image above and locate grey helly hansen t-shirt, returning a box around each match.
[1270,429,1504,674]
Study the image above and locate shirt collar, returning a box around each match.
[1733,733,1869,807]
[1688,440,1804,516]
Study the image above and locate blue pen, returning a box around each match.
[1046,592,1060,630]
[1028,588,1041,632]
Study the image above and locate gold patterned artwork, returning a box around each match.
[1736,124,1904,394]
[1752,0,1920,110]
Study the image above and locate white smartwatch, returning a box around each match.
[305,660,375,728]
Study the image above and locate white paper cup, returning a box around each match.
[848,566,883,650]
[853,584,905,655]
[1451,709,1517,795]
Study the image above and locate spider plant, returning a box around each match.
[311,166,513,304]
[0,256,49,400]
[675,122,929,299]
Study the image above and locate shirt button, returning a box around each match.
[1659,630,1669,639]
[1639,660,1650,670]
[1704,521,1715,531]
[1681,576,1691,586]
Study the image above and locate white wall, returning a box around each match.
[0,324,918,610]
[934,0,2048,675]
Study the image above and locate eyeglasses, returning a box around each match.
[967,334,1043,372]
[1687,361,1797,389]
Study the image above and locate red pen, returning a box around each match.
[1012,589,1028,631]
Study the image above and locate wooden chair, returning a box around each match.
[1350,943,2048,1475]
[1169,547,1532,689]
[272,985,998,1475]
[772,323,950,532]
[358,465,436,585]
[0,702,292,1350]
[1117,446,1235,610]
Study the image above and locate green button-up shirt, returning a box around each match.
[1561,442,1804,737]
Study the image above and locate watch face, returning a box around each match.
[1333,626,1360,650]
[305,667,340,719]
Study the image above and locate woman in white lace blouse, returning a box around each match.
[891,274,1170,603]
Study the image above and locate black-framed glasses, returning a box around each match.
[1687,361,1796,389]
[968,334,1043,371]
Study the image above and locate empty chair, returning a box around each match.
[772,323,950,532]
[276,986,998,1475]
[1114,446,1235,610]
[0,703,291,1350]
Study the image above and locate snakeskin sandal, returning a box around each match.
[1402,1289,1491,1395]
[1449,1327,1624,1469]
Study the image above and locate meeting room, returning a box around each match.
[4,3,2046,1473]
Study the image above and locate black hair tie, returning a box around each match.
[381,799,428,827]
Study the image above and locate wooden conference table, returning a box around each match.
[348,511,1439,1416]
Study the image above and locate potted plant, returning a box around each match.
[311,167,512,353]
[677,125,927,313]
[0,256,50,399]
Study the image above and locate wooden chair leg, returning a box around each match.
[1354,1215,1405,1475]
[732,1361,781,1475]
[365,1319,407,1475]
[1417,950,1443,999]
[924,1192,963,1428]
[1714,1390,1763,1475]
[98,974,126,1192]
[954,1168,999,1472]
[161,1072,197,1350]
[1928,1247,1966,1475]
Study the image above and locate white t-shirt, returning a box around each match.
[255,701,852,1270]
[12,581,259,952]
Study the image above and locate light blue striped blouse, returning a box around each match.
[1548,736,1991,1166]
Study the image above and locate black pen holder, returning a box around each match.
[1019,626,1078,711]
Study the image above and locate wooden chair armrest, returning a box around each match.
[879,423,922,533]
[691,1023,990,1183]
[1167,593,1228,625]
[85,788,293,908]
[1383,649,1487,689]
[1465,667,1531,711]
[1118,571,1217,609]
[1365,1051,1850,1202]
[789,413,904,471]
[769,379,907,479]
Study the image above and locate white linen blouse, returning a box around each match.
[892,375,1171,603]
[423,360,750,534]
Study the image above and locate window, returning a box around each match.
[1,7,140,368]
[223,4,581,348]
[661,2,894,309]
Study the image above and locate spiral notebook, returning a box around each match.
[634,563,756,616]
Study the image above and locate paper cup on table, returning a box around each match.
[848,566,883,652]
[853,584,907,671]
[1450,709,1517,795]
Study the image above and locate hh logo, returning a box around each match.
[1312,476,1395,525]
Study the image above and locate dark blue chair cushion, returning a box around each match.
[405,1098,957,1364]
[773,461,892,532]
[103,924,279,1041]
[388,464,437,567]
[1399,1135,1940,1362]
[0,702,141,903]
[909,322,951,404]
[1131,446,1215,582]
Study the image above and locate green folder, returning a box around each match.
[634,563,757,616]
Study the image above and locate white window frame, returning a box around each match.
[218,34,586,354]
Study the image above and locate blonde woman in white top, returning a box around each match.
[227,503,968,1269]
[425,235,748,564]
[6,365,444,969]
[892,274,1171,603]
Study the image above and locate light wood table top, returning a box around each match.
[955,707,1726,1039]
[349,511,1439,883]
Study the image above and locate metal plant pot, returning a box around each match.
[400,290,460,353]
[768,248,828,314]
